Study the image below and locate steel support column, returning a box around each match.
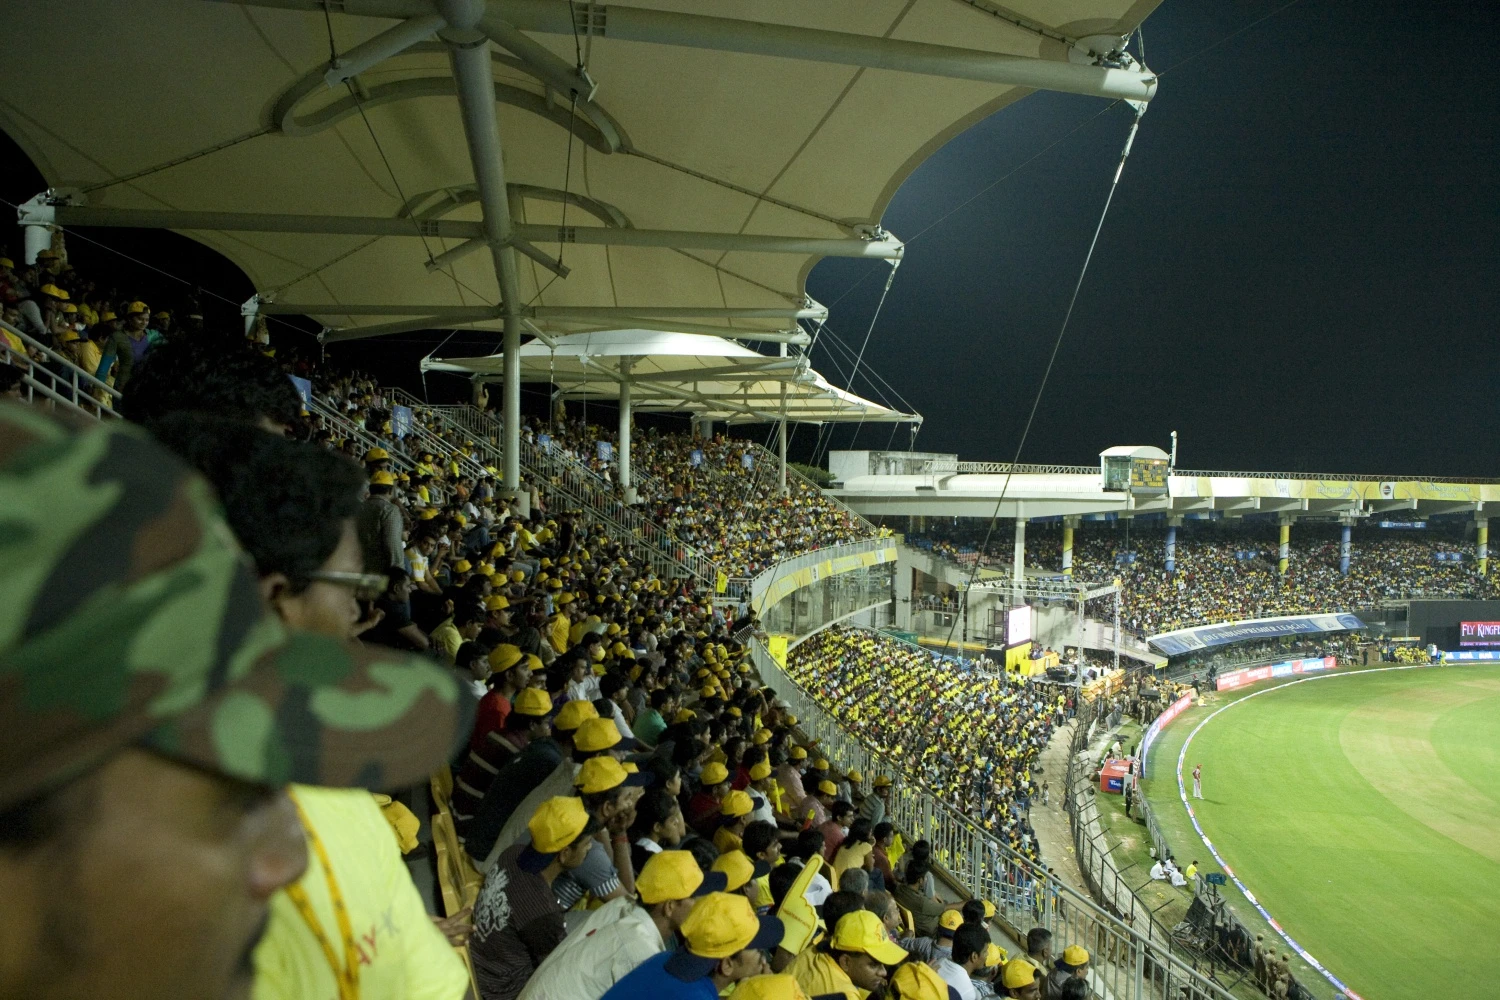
[618,356,635,503]
[778,384,789,496]
[1278,517,1292,576]
[444,3,523,493]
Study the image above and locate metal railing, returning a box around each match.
[954,461,1099,475]
[1,319,123,420]
[754,638,1236,1000]
[1172,467,1500,485]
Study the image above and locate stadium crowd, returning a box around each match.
[907,519,1497,635]
[521,414,880,578]
[786,628,1066,864]
[2,278,1100,1000]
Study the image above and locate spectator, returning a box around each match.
[0,409,464,1000]
[598,892,784,999]
[788,909,906,999]
[469,797,599,1000]
[518,849,728,1000]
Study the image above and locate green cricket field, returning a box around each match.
[1161,664,1500,1000]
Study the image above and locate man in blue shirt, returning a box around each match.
[602,892,783,1000]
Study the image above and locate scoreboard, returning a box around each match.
[1102,453,1169,495]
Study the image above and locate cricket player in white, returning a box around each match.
[1192,764,1203,798]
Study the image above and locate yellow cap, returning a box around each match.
[574,717,623,752]
[711,849,758,891]
[679,892,771,959]
[528,796,590,853]
[125,300,149,315]
[939,909,964,932]
[890,960,949,1000]
[829,910,909,965]
[474,563,496,577]
[512,687,553,717]
[554,699,599,732]
[812,758,829,772]
[1002,959,1037,989]
[784,715,797,725]
[984,943,1006,968]
[452,559,473,574]
[38,283,69,300]
[419,509,439,520]
[1061,945,1090,967]
[672,708,696,724]
[370,470,396,486]
[720,789,753,818]
[575,756,632,795]
[556,591,575,605]
[752,729,772,745]
[700,762,730,786]
[363,447,389,461]
[982,900,996,919]
[511,570,526,583]
[874,775,893,788]
[727,706,742,718]
[488,644,522,671]
[749,761,772,781]
[730,976,809,1000]
[485,595,510,611]
[638,850,710,904]
[789,746,807,761]
[816,780,837,797]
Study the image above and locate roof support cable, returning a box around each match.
[937,103,1147,657]
[812,258,898,468]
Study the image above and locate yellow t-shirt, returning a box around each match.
[253,786,467,1000]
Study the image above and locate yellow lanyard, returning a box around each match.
[286,792,360,1000]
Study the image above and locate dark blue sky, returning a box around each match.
[3,0,1494,476]
[805,0,1499,475]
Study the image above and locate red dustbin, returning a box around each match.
[1099,759,1131,794]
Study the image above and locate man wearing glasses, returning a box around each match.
[136,412,476,999]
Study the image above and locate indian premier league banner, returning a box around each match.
[1148,613,1366,656]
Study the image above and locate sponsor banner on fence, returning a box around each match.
[1444,649,1500,662]
[1217,656,1336,691]
[1139,691,1194,779]
[1150,613,1365,656]
[754,544,897,613]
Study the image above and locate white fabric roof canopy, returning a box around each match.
[0,0,1158,343]
[423,329,920,424]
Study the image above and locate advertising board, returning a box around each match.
[1006,605,1032,647]
[1216,656,1336,691]
[1459,621,1500,646]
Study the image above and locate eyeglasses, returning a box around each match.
[306,570,390,601]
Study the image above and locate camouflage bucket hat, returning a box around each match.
[0,406,471,809]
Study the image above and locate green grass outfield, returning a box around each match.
[1147,664,1500,1000]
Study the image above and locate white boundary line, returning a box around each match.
[1173,663,1447,1000]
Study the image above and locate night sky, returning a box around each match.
[3,0,1495,476]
